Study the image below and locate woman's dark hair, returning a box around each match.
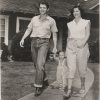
[39,1,49,9]
[69,5,84,20]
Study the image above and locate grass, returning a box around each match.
[1,61,99,100]
[1,61,57,100]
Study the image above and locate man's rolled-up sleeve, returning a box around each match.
[51,19,58,33]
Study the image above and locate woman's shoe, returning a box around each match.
[79,88,85,94]
[43,80,49,89]
[63,89,71,99]
[50,84,60,89]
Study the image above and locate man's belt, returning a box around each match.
[32,37,49,41]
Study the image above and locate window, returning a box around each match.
[0,15,9,45]
[16,17,31,33]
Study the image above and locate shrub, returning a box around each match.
[89,39,99,63]
[1,42,9,61]
[11,32,32,61]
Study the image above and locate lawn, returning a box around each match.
[1,62,99,100]
[1,61,57,100]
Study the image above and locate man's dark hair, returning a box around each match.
[39,1,49,9]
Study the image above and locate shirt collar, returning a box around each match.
[73,18,83,25]
[38,15,49,21]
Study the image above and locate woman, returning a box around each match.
[65,5,91,98]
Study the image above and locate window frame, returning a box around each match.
[16,17,31,33]
[0,15,9,45]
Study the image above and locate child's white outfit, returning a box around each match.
[52,58,68,90]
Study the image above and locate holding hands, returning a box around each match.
[52,47,57,54]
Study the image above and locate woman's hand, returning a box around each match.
[76,39,86,48]
[67,39,77,50]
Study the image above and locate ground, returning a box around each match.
[1,61,99,100]
[82,63,99,100]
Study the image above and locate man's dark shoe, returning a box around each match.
[63,95,71,100]
[34,87,42,97]
[43,80,49,89]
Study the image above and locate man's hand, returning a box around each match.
[20,39,24,47]
[19,28,31,47]
[52,47,57,54]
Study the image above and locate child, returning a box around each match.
[50,51,68,91]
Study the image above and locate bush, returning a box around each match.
[11,32,53,61]
[89,39,99,63]
[1,42,9,61]
[11,32,32,61]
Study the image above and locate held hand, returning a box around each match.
[52,47,57,54]
[20,39,24,47]
[53,53,56,59]
[53,53,59,61]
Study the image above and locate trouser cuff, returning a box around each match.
[34,83,42,87]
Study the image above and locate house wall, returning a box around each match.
[46,17,68,52]
[9,14,16,40]
[8,13,34,40]
[84,13,99,43]
[7,13,33,54]
[85,13,99,28]
[1,11,98,61]
[56,17,68,51]
[7,13,68,57]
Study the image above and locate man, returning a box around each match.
[20,1,58,96]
